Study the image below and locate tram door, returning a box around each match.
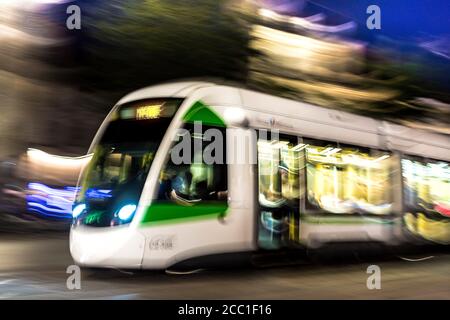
[257,135,305,249]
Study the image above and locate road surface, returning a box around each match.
[0,233,449,299]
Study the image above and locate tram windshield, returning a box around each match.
[73,98,183,227]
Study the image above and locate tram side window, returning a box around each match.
[402,157,450,216]
[156,124,228,205]
[304,139,393,215]
[401,157,450,244]
[257,136,305,248]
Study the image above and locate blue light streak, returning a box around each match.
[26,182,80,219]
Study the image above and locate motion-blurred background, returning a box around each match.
[0,0,449,229]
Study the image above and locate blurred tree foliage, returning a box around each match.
[81,0,251,91]
[362,42,450,125]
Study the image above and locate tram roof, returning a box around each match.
[115,80,450,161]
[117,81,216,105]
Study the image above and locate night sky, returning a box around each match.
[263,0,450,40]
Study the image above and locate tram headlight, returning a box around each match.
[117,204,137,221]
[72,203,86,218]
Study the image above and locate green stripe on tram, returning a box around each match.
[140,202,228,225]
[183,100,226,127]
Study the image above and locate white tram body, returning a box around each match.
[70,81,450,269]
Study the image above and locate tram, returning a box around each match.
[70,81,450,269]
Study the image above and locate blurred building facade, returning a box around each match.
[0,2,105,159]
